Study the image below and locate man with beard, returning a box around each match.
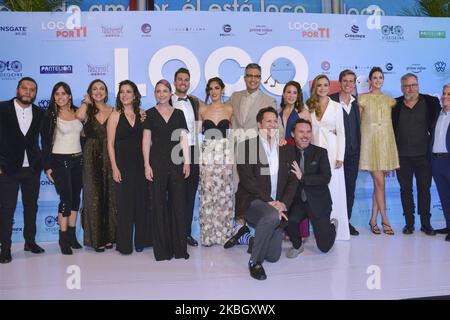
[0,77,45,263]
[392,73,440,235]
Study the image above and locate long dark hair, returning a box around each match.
[204,77,225,103]
[280,80,304,113]
[369,66,384,80]
[49,82,76,115]
[115,80,141,114]
[86,79,109,119]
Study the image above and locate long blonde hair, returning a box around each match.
[306,74,329,119]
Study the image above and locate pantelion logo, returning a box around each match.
[40,65,73,74]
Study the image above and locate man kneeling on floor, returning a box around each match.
[235,107,298,280]
[286,118,338,258]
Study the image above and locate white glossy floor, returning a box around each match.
[2,224,450,300]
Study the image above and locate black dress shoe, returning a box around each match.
[135,247,144,252]
[24,242,45,254]
[435,228,449,235]
[224,226,250,249]
[0,248,12,264]
[95,247,105,252]
[187,235,198,247]
[420,226,436,236]
[445,234,450,242]
[349,224,359,236]
[105,243,114,249]
[249,262,267,280]
[402,225,414,235]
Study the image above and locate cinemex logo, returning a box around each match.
[220,24,235,37]
[40,65,73,74]
[381,25,404,42]
[101,25,123,37]
[0,25,27,36]
[419,30,446,39]
[141,23,152,37]
[435,61,446,72]
[345,25,366,40]
[249,24,272,36]
[288,22,330,40]
[0,60,23,80]
[87,64,110,76]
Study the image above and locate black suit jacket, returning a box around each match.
[0,99,44,174]
[235,137,298,217]
[295,144,333,216]
[329,92,361,156]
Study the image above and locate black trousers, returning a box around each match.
[396,155,432,227]
[343,151,359,221]
[51,154,83,217]
[0,167,40,248]
[185,145,199,237]
[287,200,336,253]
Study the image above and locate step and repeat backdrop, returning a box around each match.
[1,10,449,242]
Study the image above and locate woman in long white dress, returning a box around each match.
[306,74,350,241]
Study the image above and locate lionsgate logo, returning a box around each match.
[0,25,27,36]
[40,65,73,74]
[87,64,110,76]
[101,25,123,37]
[345,25,366,40]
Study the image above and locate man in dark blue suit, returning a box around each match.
[0,77,45,263]
[329,69,360,236]
[431,84,450,242]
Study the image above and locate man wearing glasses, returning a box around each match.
[392,73,441,235]
[224,63,277,248]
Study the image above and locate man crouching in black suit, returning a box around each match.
[286,118,338,259]
[0,77,45,264]
[235,107,298,280]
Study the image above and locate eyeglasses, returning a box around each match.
[402,83,418,89]
[245,74,261,79]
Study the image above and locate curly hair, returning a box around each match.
[306,75,329,119]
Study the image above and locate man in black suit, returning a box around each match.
[235,107,298,280]
[329,69,360,236]
[392,73,441,235]
[286,119,338,258]
[171,68,200,247]
[0,77,45,264]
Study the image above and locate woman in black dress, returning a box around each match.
[142,79,190,261]
[106,80,150,254]
[76,79,116,252]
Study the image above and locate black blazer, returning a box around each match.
[0,99,44,174]
[295,144,333,216]
[235,137,298,217]
[329,92,360,156]
[392,94,441,136]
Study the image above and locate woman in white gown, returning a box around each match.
[306,75,350,241]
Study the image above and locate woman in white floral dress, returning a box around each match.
[198,77,234,246]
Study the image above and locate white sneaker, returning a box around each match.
[286,243,304,258]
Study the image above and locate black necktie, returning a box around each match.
[299,150,307,202]
[178,97,188,102]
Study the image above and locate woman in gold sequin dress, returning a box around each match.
[358,67,399,235]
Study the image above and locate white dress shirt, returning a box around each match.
[339,94,356,115]
[172,94,195,146]
[14,99,33,167]
[259,135,279,200]
[432,109,450,153]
